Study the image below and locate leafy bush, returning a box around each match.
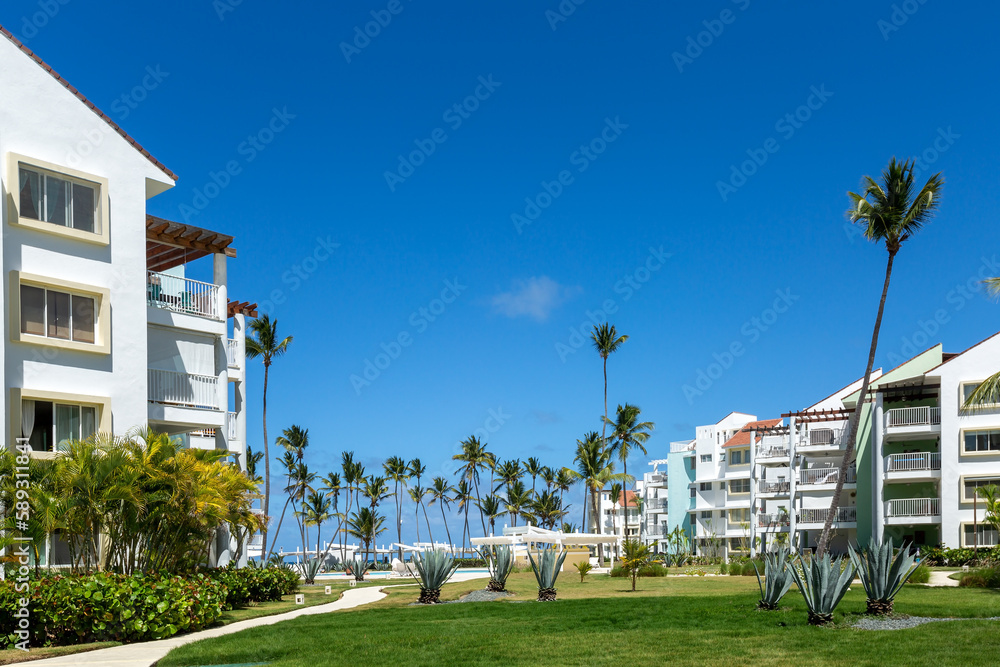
[908,564,931,584]
[452,558,487,568]
[919,546,1000,567]
[609,562,667,578]
[718,562,728,575]
[0,572,225,649]
[207,564,298,610]
[958,564,1000,588]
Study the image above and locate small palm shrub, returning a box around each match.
[482,546,515,592]
[788,554,855,625]
[347,558,372,582]
[575,561,593,583]
[621,540,652,592]
[528,547,567,601]
[411,550,459,604]
[753,547,793,610]
[849,541,918,615]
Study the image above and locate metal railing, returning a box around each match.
[147,271,222,320]
[885,498,941,518]
[756,446,789,459]
[148,369,219,409]
[226,338,239,368]
[799,466,857,486]
[757,513,791,527]
[646,498,667,510]
[758,480,790,494]
[798,506,857,524]
[885,451,941,473]
[800,428,846,449]
[228,412,238,441]
[886,406,941,428]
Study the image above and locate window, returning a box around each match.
[20,284,96,344]
[962,383,981,404]
[19,167,96,232]
[23,400,97,452]
[690,487,696,498]
[963,524,999,547]
[964,430,1000,453]
[729,448,749,465]
[700,511,712,519]
[962,477,1000,502]
[688,457,695,470]
[729,508,750,523]
[700,454,712,463]
[729,479,751,494]
[699,482,711,491]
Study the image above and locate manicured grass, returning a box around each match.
[159,573,1000,667]
[0,642,121,665]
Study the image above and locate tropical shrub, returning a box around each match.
[610,562,667,578]
[908,564,931,584]
[411,551,459,604]
[918,546,1000,567]
[0,572,225,649]
[452,558,487,568]
[621,540,652,592]
[788,554,855,625]
[849,541,919,615]
[753,547,793,610]
[208,564,298,609]
[575,561,593,583]
[718,561,728,575]
[958,564,1000,588]
[528,547,567,601]
[481,546,515,592]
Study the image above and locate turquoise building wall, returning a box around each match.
[667,448,696,540]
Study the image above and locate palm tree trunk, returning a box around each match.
[261,363,271,559]
[415,502,421,543]
[623,459,629,543]
[440,503,454,555]
[395,481,402,560]
[265,495,293,561]
[422,501,434,545]
[473,476,486,535]
[601,357,609,444]
[816,250,896,558]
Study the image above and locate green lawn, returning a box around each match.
[159,573,1000,667]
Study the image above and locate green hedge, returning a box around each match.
[919,546,1000,566]
[0,572,225,649]
[452,558,487,568]
[207,564,299,610]
[958,564,1000,588]
[610,562,667,578]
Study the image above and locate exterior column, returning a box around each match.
[749,429,757,557]
[788,417,798,554]
[873,392,885,543]
[234,313,248,469]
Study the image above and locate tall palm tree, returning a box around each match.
[245,314,293,558]
[493,459,522,493]
[452,436,491,535]
[428,476,455,553]
[275,425,310,556]
[565,431,626,547]
[408,485,432,545]
[409,459,433,544]
[383,456,409,558]
[346,507,386,563]
[591,323,628,450]
[604,403,653,545]
[541,466,556,492]
[528,490,568,530]
[817,158,943,557]
[454,478,474,555]
[555,467,576,506]
[316,472,342,563]
[502,479,532,527]
[363,475,390,512]
[524,457,543,496]
[609,481,624,557]
[298,490,332,563]
[339,452,358,560]
[477,495,505,535]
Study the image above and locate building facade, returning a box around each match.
[1,29,253,566]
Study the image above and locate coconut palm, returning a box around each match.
[245,314,293,558]
[409,459,433,545]
[316,472,342,562]
[346,507,386,563]
[274,425,311,556]
[528,490,568,530]
[493,459,522,493]
[298,490,332,566]
[339,452,360,560]
[541,466,556,492]
[565,431,628,564]
[452,436,492,535]
[591,322,628,450]
[478,495,505,535]
[502,479,532,527]
[604,403,654,543]
[429,476,456,554]
[817,158,943,557]
[524,457,543,496]
[555,467,576,506]
[266,452,315,561]
[363,475,390,512]
[409,485,432,544]
[454,478,474,555]
[383,456,410,558]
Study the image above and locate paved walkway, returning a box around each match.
[28,572,489,667]
[928,570,960,587]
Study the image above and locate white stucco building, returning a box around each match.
[1,28,253,566]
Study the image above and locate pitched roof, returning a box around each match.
[722,419,782,448]
[923,331,1000,375]
[0,26,177,181]
[614,490,638,508]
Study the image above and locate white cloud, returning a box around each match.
[491,276,579,322]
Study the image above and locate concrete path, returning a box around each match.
[27,572,489,667]
[927,570,961,587]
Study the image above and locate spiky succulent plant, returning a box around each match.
[528,547,567,602]
[788,553,856,625]
[347,558,371,582]
[411,549,459,604]
[302,557,322,585]
[481,545,515,592]
[849,540,918,615]
[752,546,793,610]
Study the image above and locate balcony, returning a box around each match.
[148,369,220,410]
[646,498,667,512]
[228,411,238,441]
[226,338,240,368]
[885,498,941,524]
[758,480,791,497]
[885,406,941,441]
[757,513,791,531]
[799,466,856,488]
[884,452,941,482]
[147,271,223,321]
[798,428,848,455]
[797,506,857,527]
[756,446,789,464]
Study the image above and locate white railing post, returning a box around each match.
[147,270,223,320]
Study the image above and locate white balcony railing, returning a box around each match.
[757,513,790,527]
[799,466,857,486]
[886,406,941,428]
[799,506,857,524]
[757,446,790,459]
[228,411,238,441]
[147,271,222,320]
[758,480,790,494]
[148,369,219,410]
[885,452,941,473]
[800,428,847,449]
[646,498,667,510]
[885,498,941,518]
[226,338,239,368]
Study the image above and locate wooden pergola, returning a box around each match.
[146,215,237,273]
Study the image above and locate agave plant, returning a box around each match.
[347,557,372,582]
[481,545,515,592]
[411,549,459,604]
[752,547,793,610]
[788,553,856,625]
[302,557,322,585]
[528,547,567,601]
[849,540,918,615]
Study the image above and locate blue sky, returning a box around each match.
[6,0,999,551]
